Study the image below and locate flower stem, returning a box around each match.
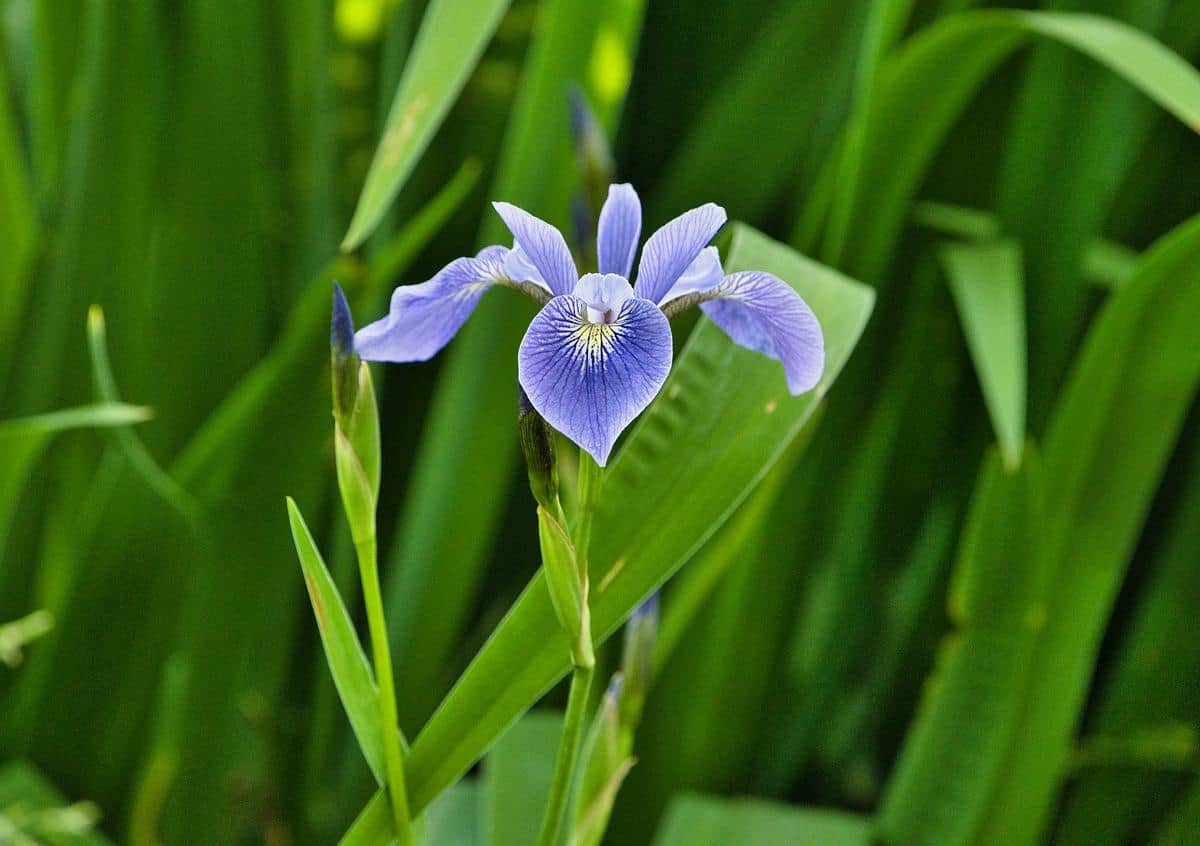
[534,664,595,846]
[356,535,413,846]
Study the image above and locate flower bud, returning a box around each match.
[619,593,658,729]
[331,283,360,425]
[519,385,559,513]
[569,674,635,846]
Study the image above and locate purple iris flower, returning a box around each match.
[355,184,824,465]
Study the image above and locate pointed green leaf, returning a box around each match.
[939,240,1026,470]
[341,0,512,249]
[286,497,388,785]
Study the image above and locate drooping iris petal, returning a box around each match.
[518,295,672,466]
[633,202,727,304]
[573,273,635,324]
[698,271,824,395]
[597,184,642,278]
[658,246,723,305]
[503,244,552,294]
[493,202,578,296]
[354,246,509,362]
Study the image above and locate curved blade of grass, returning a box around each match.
[1052,429,1200,845]
[652,794,872,846]
[341,0,511,249]
[973,216,1200,846]
[828,9,1200,286]
[939,240,1026,470]
[382,0,646,733]
[995,1,1171,427]
[286,498,389,785]
[353,225,874,832]
[85,306,198,520]
[879,212,1200,846]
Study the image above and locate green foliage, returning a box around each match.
[652,794,872,846]
[4,2,1200,845]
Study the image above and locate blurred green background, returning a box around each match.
[2,0,1200,844]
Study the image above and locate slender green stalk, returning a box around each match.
[355,534,413,846]
[533,449,604,846]
[535,665,595,846]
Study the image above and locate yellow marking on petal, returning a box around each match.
[572,322,620,357]
[588,26,630,105]
[597,557,626,593]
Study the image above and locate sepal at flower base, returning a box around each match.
[519,386,559,514]
[537,506,594,669]
[335,427,377,549]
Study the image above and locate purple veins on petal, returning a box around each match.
[701,271,825,395]
[597,184,642,279]
[518,294,672,467]
[633,202,727,304]
[354,245,510,363]
[493,202,578,296]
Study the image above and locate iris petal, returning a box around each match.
[633,202,727,304]
[597,184,642,278]
[503,244,552,294]
[518,295,672,466]
[493,202,578,296]
[699,271,824,395]
[658,246,723,305]
[354,246,509,362]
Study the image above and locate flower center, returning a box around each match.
[573,273,634,327]
[585,304,616,325]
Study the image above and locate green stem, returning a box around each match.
[535,665,595,846]
[356,535,413,846]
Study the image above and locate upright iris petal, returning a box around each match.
[633,203,727,304]
[518,287,671,466]
[355,246,511,362]
[493,202,578,296]
[596,184,642,278]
